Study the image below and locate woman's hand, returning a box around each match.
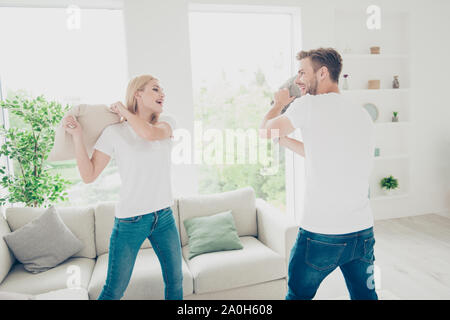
[274,88,295,109]
[110,101,129,120]
[62,115,82,138]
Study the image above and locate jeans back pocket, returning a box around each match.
[360,237,376,264]
[305,238,347,271]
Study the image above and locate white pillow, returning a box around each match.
[48,104,121,161]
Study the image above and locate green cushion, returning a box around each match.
[183,211,243,259]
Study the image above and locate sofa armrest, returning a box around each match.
[255,198,299,272]
[0,215,15,285]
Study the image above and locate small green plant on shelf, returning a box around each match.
[380,175,399,195]
[392,111,399,122]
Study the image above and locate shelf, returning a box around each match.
[374,154,409,161]
[342,89,409,94]
[370,193,409,201]
[342,54,409,59]
[375,121,412,127]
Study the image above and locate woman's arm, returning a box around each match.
[63,116,111,183]
[110,102,172,141]
[279,136,305,157]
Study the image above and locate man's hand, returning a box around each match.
[274,88,295,109]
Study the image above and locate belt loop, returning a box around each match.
[149,211,159,235]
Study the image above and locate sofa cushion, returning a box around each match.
[5,206,96,259]
[48,104,121,161]
[183,236,285,294]
[3,206,84,273]
[35,288,89,300]
[0,257,95,295]
[88,248,193,299]
[184,210,243,259]
[178,187,256,246]
[0,291,34,300]
[94,202,180,256]
[0,215,15,284]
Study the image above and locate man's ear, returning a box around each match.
[318,66,328,81]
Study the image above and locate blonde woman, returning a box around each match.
[63,75,183,300]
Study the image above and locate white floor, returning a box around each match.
[313,213,450,300]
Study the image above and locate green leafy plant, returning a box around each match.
[0,95,71,207]
[380,175,399,190]
[393,111,398,117]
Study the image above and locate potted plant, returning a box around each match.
[392,111,399,122]
[0,95,71,208]
[380,175,399,196]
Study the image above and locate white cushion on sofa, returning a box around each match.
[182,236,285,294]
[94,202,181,256]
[0,216,15,284]
[5,206,96,259]
[178,187,257,246]
[88,248,193,299]
[35,287,89,300]
[0,257,95,295]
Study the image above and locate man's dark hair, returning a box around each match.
[297,48,343,83]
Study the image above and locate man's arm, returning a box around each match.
[260,88,296,139]
[279,136,305,157]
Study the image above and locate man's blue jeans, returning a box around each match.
[286,226,378,300]
[98,207,183,300]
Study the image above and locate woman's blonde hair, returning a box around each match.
[125,74,160,124]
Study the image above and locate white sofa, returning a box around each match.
[0,187,298,300]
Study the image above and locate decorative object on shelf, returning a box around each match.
[342,74,349,90]
[393,75,400,88]
[392,111,399,122]
[368,80,380,89]
[374,147,380,157]
[370,46,380,54]
[343,43,352,54]
[363,103,379,122]
[380,175,399,196]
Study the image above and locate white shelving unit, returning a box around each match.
[334,9,411,203]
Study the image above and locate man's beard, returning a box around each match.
[306,77,318,95]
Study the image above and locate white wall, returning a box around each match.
[122,0,198,197]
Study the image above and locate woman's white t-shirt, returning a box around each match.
[93,114,176,218]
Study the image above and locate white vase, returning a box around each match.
[383,188,396,196]
[343,78,349,90]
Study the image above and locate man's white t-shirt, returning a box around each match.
[93,114,176,219]
[284,93,375,234]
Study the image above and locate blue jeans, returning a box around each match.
[98,207,183,300]
[286,227,378,300]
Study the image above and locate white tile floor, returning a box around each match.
[312,214,450,300]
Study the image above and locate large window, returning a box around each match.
[0,7,127,207]
[189,6,300,211]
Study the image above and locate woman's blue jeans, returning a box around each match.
[286,227,378,300]
[98,207,183,300]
